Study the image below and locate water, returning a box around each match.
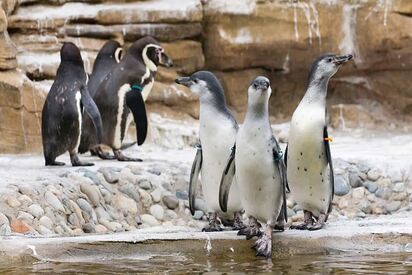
[0,242,411,274]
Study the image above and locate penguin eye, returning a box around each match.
[193,79,198,84]
[327,58,333,63]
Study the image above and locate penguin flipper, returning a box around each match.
[81,86,103,144]
[219,144,236,213]
[324,126,334,214]
[125,90,147,146]
[283,144,290,193]
[273,146,288,223]
[189,144,202,215]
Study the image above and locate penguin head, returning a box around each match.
[128,36,173,68]
[99,40,123,63]
[308,54,353,84]
[60,42,83,66]
[248,76,272,105]
[175,71,225,99]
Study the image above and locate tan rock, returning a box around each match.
[1,0,16,16]
[162,40,204,74]
[329,104,377,129]
[10,219,30,233]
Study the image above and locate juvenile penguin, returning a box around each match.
[82,40,124,160]
[220,76,287,258]
[42,42,103,166]
[79,36,173,161]
[175,71,244,232]
[287,54,353,230]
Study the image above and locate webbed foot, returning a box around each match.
[253,225,272,258]
[202,212,222,232]
[113,149,142,162]
[238,216,262,240]
[290,210,313,230]
[232,211,246,231]
[70,154,94,166]
[45,160,65,166]
[307,213,327,231]
[93,147,116,160]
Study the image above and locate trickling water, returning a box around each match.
[365,0,393,27]
[290,0,322,45]
[339,4,361,63]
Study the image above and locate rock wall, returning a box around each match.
[1,0,412,153]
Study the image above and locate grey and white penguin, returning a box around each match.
[79,36,173,161]
[175,71,244,232]
[41,42,103,166]
[287,54,353,230]
[219,76,287,258]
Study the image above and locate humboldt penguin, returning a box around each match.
[79,36,173,161]
[287,54,353,230]
[175,71,244,232]
[219,76,287,258]
[41,42,103,166]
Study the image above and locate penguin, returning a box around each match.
[219,76,287,258]
[41,42,103,166]
[286,54,353,230]
[175,71,244,232]
[79,36,173,161]
[82,40,125,160]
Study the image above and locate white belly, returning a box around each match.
[235,125,283,225]
[74,91,82,153]
[287,106,331,217]
[199,114,241,216]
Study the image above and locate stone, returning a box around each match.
[163,195,179,210]
[287,208,296,218]
[17,211,34,224]
[148,167,162,176]
[95,224,108,234]
[77,198,97,223]
[82,223,96,233]
[138,189,153,209]
[375,187,392,200]
[6,196,21,208]
[193,210,203,220]
[359,201,372,214]
[164,209,178,221]
[82,170,101,185]
[141,214,160,227]
[162,40,204,74]
[63,199,85,225]
[17,195,32,205]
[385,201,402,213]
[393,182,405,193]
[27,204,44,219]
[364,181,378,193]
[138,179,152,190]
[39,216,53,230]
[38,225,53,235]
[0,224,11,235]
[99,219,122,232]
[10,219,30,233]
[98,167,119,184]
[112,194,138,215]
[176,190,189,200]
[150,188,162,203]
[334,175,350,196]
[349,172,363,188]
[0,212,9,226]
[150,204,164,221]
[45,191,65,213]
[330,104,377,129]
[80,183,102,207]
[68,213,81,227]
[367,168,381,181]
[119,183,140,202]
[118,168,136,184]
[95,206,111,222]
[194,198,207,212]
[352,188,365,200]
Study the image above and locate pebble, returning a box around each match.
[82,223,96,233]
[113,194,138,215]
[367,168,381,181]
[141,214,160,226]
[164,210,178,221]
[80,183,101,207]
[364,181,378,193]
[375,187,392,200]
[17,211,34,224]
[138,179,152,190]
[95,224,108,234]
[359,201,372,214]
[45,191,65,213]
[150,188,162,203]
[393,182,405,193]
[287,208,296,218]
[98,167,119,184]
[39,216,53,230]
[119,168,136,184]
[119,184,140,202]
[64,199,85,225]
[176,190,189,200]
[194,198,207,212]
[352,188,365,199]
[349,172,363,188]
[163,195,179,210]
[162,182,173,191]
[6,196,21,208]
[385,201,401,213]
[18,195,33,205]
[77,198,97,223]
[68,213,81,227]
[0,224,11,236]
[193,210,203,220]
[95,206,112,221]
[10,219,31,234]
[148,167,162,176]
[0,212,9,226]
[357,162,370,174]
[150,205,164,221]
[138,189,153,209]
[334,175,350,196]
[82,170,101,185]
[27,204,44,218]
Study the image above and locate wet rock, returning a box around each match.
[364,181,378,193]
[150,204,164,221]
[45,191,65,213]
[63,199,85,225]
[6,196,21,208]
[385,201,402,213]
[82,170,100,185]
[118,168,136,184]
[393,182,405,193]
[164,209,178,221]
[10,219,30,233]
[38,225,53,235]
[150,188,162,203]
[82,223,96,233]
[120,183,140,202]
[138,179,152,190]
[113,194,138,215]
[100,188,112,203]
[349,172,363,188]
[98,167,119,184]
[80,183,102,207]
[176,190,189,200]
[95,224,108,234]
[352,188,365,200]
[367,168,381,181]
[141,214,160,227]
[68,213,81,227]
[375,187,392,200]
[27,204,44,219]
[138,189,153,209]
[77,198,97,223]
[193,210,203,220]
[163,195,179,210]
[95,206,111,221]
[59,221,73,234]
[0,224,11,235]
[39,216,53,230]
[334,175,350,196]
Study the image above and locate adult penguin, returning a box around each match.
[287,54,353,230]
[79,36,173,161]
[41,42,103,166]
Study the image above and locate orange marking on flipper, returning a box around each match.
[324,137,333,142]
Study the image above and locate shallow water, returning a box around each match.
[1,244,411,274]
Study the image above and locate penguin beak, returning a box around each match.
[159,52,173,67]
[334,54,353,65]
[175,76,193,87]
[252,80,269,91]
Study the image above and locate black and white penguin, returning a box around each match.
[41,42,103,166]
[219,76,287,258]
[287,54,353,230]
[82,40,124,160]
[175,71,244,232]
[79,36,173,161]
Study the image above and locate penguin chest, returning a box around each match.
[287,107,331,215]
[113,84,132,148]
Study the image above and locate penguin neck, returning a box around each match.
[301,78,329,107]
[199,93,232,121]
[244,99,269,126]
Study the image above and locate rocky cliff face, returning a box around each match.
[0,0,411,153]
